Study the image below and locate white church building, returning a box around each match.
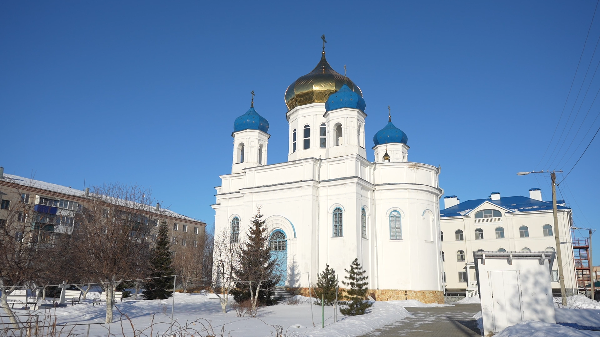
[212,48,445,303]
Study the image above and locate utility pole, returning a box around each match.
[518,170,567,306]
[590,229,594,300]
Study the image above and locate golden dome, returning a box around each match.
[284,52,362,111]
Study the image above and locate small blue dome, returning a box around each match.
[233,106,269,133]
[373,120,408,146]
[325,84,366,112]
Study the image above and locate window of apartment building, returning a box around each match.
[193,240,198,247]
[182,239,186,246]
[173,223,178,231]
[182,224,188,232]
[551,270,559,282]
[21,194,29,204]
[519,226,529,238]
[440,231,443,241]
[457,250,465,262]
[304,125,311,149]
[0,219,6,228]
[475,228,484,240]
[194,226,199,235]
[1,200,10,210]
[543,224,553,237]
[172,237,178,245]
[455,229,464,241]
[458,272,468,283]
[495,227,505,239]
[320,123,326,148]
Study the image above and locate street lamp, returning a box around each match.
[517,170,567,306]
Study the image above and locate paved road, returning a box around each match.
[360,303,482,337]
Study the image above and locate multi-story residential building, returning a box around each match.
[0,167,206,256]
[440,188,577,297]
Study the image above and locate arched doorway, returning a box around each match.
[269,230,287,286]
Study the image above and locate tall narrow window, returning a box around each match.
[475,228,483,240]
[357,124,361,147]
[442,251,445,262]
[292,129,297,152]
[457,250,465,262]
[231,217,240,243]
[519,226,529,238]
[455,229,464,241]
[335,123,342,146]
[441,231,444,241]
[238,143,245,163]
[320,123,326,148]
[389,211,402,240]
[543,224,553,237]
[304,125,310,149]
[258,144,263,164]
[361,208,367,239]
[333,208,343,237]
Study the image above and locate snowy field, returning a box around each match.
[4,293,600,336]
[1,293,441,337]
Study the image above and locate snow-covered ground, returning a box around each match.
[1,293,436,336]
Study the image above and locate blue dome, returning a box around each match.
[373,120,408,146]
[233,106,269,133]
[325,84,366,112]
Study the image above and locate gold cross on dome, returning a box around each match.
[251,90,255,107]
[388,106,391,122]
[321,34,327,52]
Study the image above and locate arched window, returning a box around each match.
[455,229,464,241]
[361,208,367,239]
[357,124,361,147]
[389,210,402,240]
[543,224,553,237]
[238,143,245,163]
[442,251,445,262]
[495,227,505,239]
[545,247,555,253]
[521,247,531,253]
[498,248,507,253]
[258,144,263,164]
[457,250,465,262]
[475,209,502,219]
[335,123,343,146]
[292,129,297,152]
[230,217,240,243]
[333,208,343,237]
[269,231,287,251]
[475,228,484,240]
[519,226,529,238]
[441,231,444,241]
[303,125,310,149]
[320,123,326,148]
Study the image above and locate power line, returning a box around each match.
[558,124,600,185]
[538,0,600,169]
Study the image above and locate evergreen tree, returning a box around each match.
[314,264,338,306]
[231,208,280,307]
[143,223,174,300]
[340,258,372,316]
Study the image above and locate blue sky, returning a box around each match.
[2,1,600,258]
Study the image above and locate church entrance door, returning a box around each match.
[269,230,287,286]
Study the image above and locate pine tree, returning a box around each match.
[231,208,280,308]
[340,258,372,316]
[143,223,174,300]
[314,264,338,306]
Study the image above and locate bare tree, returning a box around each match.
[212,229,239,313]
[71,184,155,323]
[172,231,206,293]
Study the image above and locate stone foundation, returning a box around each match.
[294,288,444,304]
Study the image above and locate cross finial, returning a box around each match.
[251,90,255,108]
[321,34,327,53]
[344,64,347,82]
[388,106,391,122]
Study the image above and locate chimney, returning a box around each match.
[155,203,160,211]
[529,188,542,201]
[444,195,459,209]
[0,167,3,179]
[85,187,90,196]
[490,192,501,201]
